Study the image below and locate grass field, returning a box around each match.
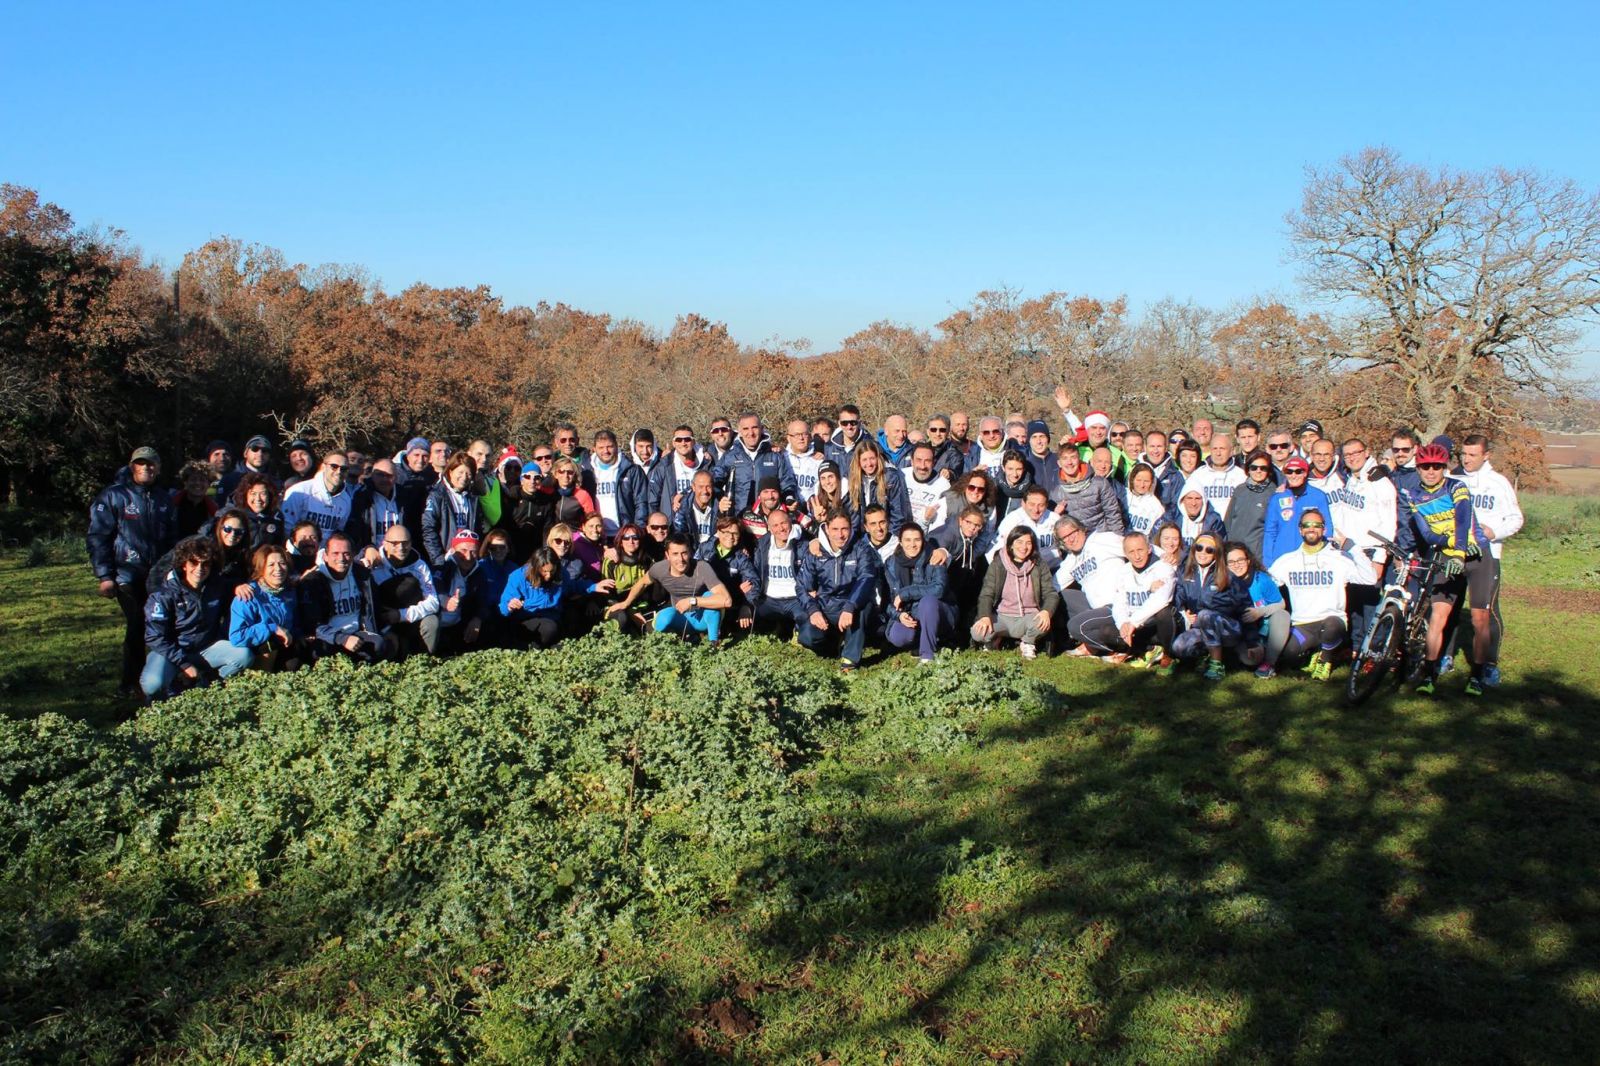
[3,494,1598,1062]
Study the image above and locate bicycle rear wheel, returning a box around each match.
[1347,603,1403,705]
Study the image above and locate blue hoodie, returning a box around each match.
[797,530,883,618]
[1261,484,1335,567]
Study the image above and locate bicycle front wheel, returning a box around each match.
[1347,603,1403,705]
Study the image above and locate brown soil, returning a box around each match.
[1503,586,1600,612]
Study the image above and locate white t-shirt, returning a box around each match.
[905,472,947,532]
[1268,544,1376,625]
[1054,531,1128,608]
[764,541,798,599]
[1125,492,1165,536]
[787,449,823,503]
[1189,463,1246,520]
[591,459,621,533]
[282,478,353,534]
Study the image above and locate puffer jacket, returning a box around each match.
[88,468,178,584]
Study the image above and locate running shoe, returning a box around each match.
[1415,677,1435,695]
[1154,656,1177,677]
[1254,663,1276,680]
[1482,665,1502,687]
[1310,657,1333,682]
[1465,677,1484,697]
[1141,646,1165,669]
[1020,643,1038,661]
[1203,659,1226,682]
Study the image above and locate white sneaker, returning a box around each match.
[1020,643,1037,660]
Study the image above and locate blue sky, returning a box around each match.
[4,2,1597,372]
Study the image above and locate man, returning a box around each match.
[925,414,967,480]
[1120,430,1145,473]
[584,429,647,536]
[1383,428,1423,497]
[1262,457,1334,567]
[1269,507,1375,680]
[435,528,492,652]
[738,476,795,542]
[652,424,711,516]
[641,512,673,563]
[796,510,882,670]
[429,439,451,478]
[750,507,806,639]
[861,503,900,565]
[671,469,721,552]
[218,435,276,498]
[552,423,589,465]
[1297,420,1325,460]
[1054,388,1131,476]
[283,439,316,489]
[780,419,826,505]
[1143,429,1183,505]
[1187,432,1245,520]
[717,412,796,517]
[370,523,442,657]
[1329,436,1399,648]
[348,458,403,552]
[1166,480,1227,548]
[903,442,948,533]
[1075,532,1177,663]
[88,445,178,696]
[825,405,867,468]
[993,486,1062,569]
[1023,419,1056,484]
[628,429,660,483]
[704,417,736,465]
[1394,443,1486,694]
[281,451,355,537]
[1264,428,1296,477]
[1308,438,1342,496]
[1053,516,1131,655]
[1225,450,1279,560]
[1047,445,1124,534]
[1455,434,1522,686]
[972,416,1011,480]
[299,530,395,662]
[1191,418,1215,453]
[878,413,912,468]
[346,447,372,487]
[948,411,975,466]
[1234,419,1261,458]
[607,534,734,644]
[395,437,437,539]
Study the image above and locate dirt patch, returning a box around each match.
[1503,586,1600,612]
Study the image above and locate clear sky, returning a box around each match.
[4,1,1597,372]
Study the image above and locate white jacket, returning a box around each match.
[1113,557,1176,628]
[1328,459,1398,564]
[1458,460,1522,559]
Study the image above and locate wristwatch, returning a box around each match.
[690,596,698,608]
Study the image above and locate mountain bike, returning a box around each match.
[1345,534,1445,705]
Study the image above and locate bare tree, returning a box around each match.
[1289,146,1600,437]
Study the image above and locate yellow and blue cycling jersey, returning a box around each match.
[1395,476,1483,559]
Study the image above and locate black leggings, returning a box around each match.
[1282,617,1347,663]
[520,616,562,649]
[1077,608,1175,656]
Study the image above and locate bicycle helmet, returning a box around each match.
[1415,443,1450,466]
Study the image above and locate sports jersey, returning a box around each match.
[281,477,353,535]
[1268,543,1375,625]
[786,448,824,503]
[1054,531,1129,608]
[1112,557,1176,628]
[1328,459,1398,564]
[591,458,622,534]
[763,541,798,599]
[1395,476,1483,559]
[1457,460,1523,560]
[1188,462,1246,520]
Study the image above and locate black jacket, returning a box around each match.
[88,468,178,584]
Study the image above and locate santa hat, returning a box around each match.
[1084,410,1112,430]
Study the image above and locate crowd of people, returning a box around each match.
[87,387,1523,702]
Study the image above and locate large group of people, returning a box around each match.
[88,388,1522,702]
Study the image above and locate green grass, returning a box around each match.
[1505,493,1600,589]
[3,505,1599,1063]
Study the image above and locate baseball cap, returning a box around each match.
[206,439,231,456]
[1298,419,1325,437]
[1284,456,1311,473]
[287,439,313,455]
[244,435,272,451]
[129,446,160,465]
[405,437,430,455]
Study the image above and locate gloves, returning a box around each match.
[1440,557,1465,579]
[1465,541,1482,560]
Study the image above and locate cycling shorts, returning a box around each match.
[1465,555,1499,611]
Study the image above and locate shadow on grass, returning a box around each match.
[679,665,1600,1063]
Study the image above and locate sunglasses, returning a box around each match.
[1300,523,1325,530]
[1193,545,1216,555]
[1267,443,1291,451]
[711,427,732,434]
[673,436,695,443]
[619,533,640,541]
[1393,445,1414,452]
[246,444,267,452]
[532,452,554,460]
[1418,462,1446,470]
[1248,463,1272,472]
[1109,431,1125,439]
[324,463,346,472]
[221,526,246,535]
[386,539,411,547]
[550,537,571,545]
[521,473,539,480]
[927,426,948,434]
[1286,468,1308,476]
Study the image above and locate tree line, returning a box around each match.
[4,147,1595,508]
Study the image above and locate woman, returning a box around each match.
[544,523,585,583]
[550,458,597,517]
[806,460,849,530]
[173,460,218,536]
[883,523,954,663]
[571,511,608,580]
[603,523,654,633]
[140,537,253,701]
[207,507,255,594]
[1123,463,1166,537]
[229,472,285,550]
[1224,541,1290,680]
[847,438,910,534]
[229,543,300,670]
[970,526,1059,660]
[995,452,1034,521]
[422,452,485,568]
[476,528,519,646]
[1175,441,1203,479]
[499,546,615,649]
[1154,523,1185,570]
[1224,449,1277,560]
[1170,532,1252,681]
[944,469,999,530]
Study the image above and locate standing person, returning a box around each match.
[1142,430,1183,506]
[970,527,1058,660]
[394,438,437,540]
[501,547,615,649]
[847,438,910,535]
[1264,428,1296,478]
[299,531,393,662]
[551,423,589,466]
[584,429,647,537]
[1191,417,1215,453]
[995,451,1035,521]
[172,460,219,537]
[229,543,300,671]
[971,416,1012,480]
[796,510,883,671]
[924,414,967,480]
[606,534,732,644]
[371,524,442,657]
[1169,532,1252,681]
[1268,508,1375,681]
[1022,419,1056,484]
[882,523,954,664]
[1329,437,1398,650]
[1233,420,1262,459]
[1189,433,1246,520]
[825,404,867,467]
[877,413,913,468]
[139,536,253,701]
[780,419,826,506]
[421,452,484,569]
[804,460,850,533]
[1225,450,1278,559]
[218,434,276,499]
[1455,434,1522,686]
[280,452,354,540]
[282,439,316,489]
[944,469,998,531]
[228,472,285,551]
[947,412,975,467]
[88,446,178,697]
[750,507,805,639]
[1296,420,1325,460]
[703,417,736,465]
[903,442,948,533]
[1308,438,1343,496]
[716,413,796,518]
[348,458,403,552]
[1261,457,1334,567]
[653,425,711,516]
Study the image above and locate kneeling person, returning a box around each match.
[141,536,253,700]
[797,511,883,669]
[883,523,955,663]
[1267,507,1375,680]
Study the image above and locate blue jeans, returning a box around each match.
[654,606,722,643]
[140,640,254,699]
[799,605,873,664]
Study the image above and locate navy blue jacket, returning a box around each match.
[648,451,712,517]
[750,533,808,618]
[421,482,486,569]
[144,573,230,667]
[1173,564,1252,620]
[883,547,950,612]
[796,533,882,618]
[1159,498,1228,549]
[671,496,723,553]
[715,442,796,516]
[696,541,760,605]
[88,468,178,584]
[930,439,968,480]
[582,454,650,529]
[849,465,912,535]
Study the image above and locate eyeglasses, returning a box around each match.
[980,429,1001,436]
[246,445,267,452]
[386,539,411,547]
[221,526,246,535]
[324,462,346,472]
[1110,431,1125,440]
[1193,545,1216,555]
[1393,445,1414,453]
[647,523,669,532]
[966,485,986,493]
